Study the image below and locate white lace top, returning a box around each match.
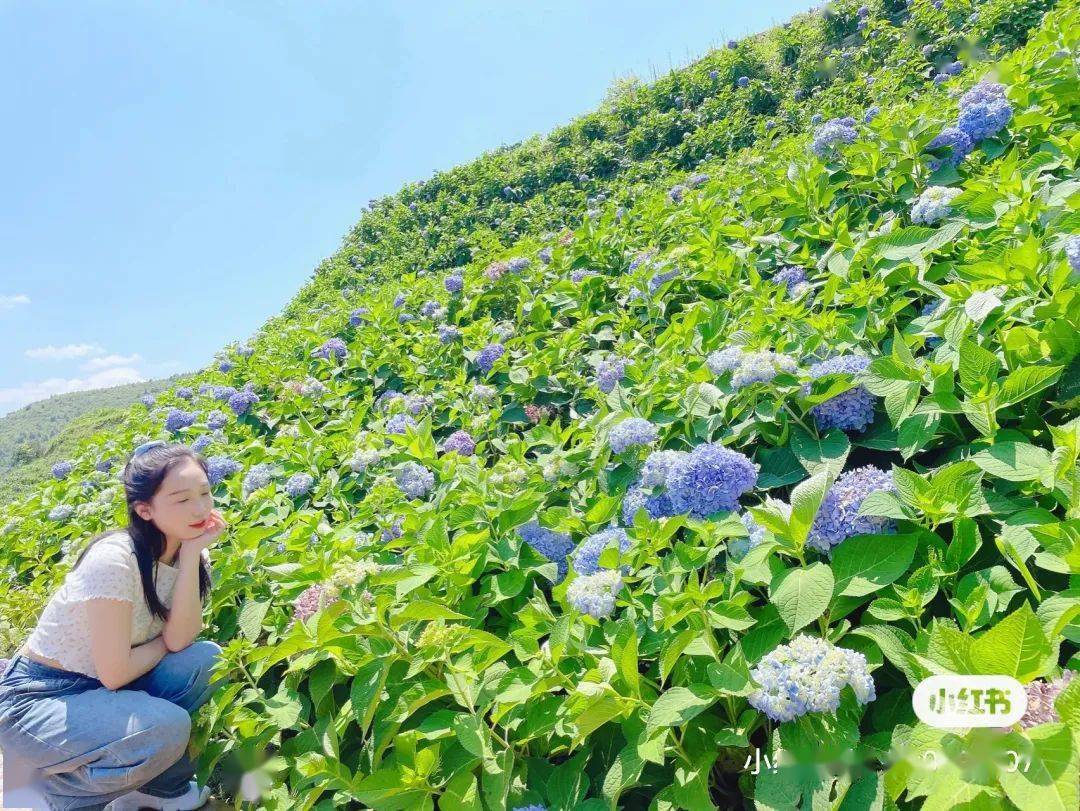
[24,530,210,679]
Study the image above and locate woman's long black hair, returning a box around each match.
[72,442,212,621]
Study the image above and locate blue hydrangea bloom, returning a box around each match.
[51,461,73,480]
[1066,236,1080,273]
[206,410,228,430]
[165,409,196,432]
[921,44,935,59]
[942,60,964,76]
[570,269,596,283]
[597,356,626,393]
[141,393,157,408]
[508,257,531,272]
[804,355,876,433]
[242,463,274,498]
[810,113,823,126]
[386,413,416,435]
[538,246,553,265]
[863,105,880,123]
[349,307,369,326]
[737,76,750,88]
[572,527,631,576]
[218,360,233,373]
[382,516,404,542]
[668,184,687,204]
[911,185,962,225]
[628,249,657,272]
[444,273,464,294]
[438,325,461,344]
[393,293,406,308]
[376,390,404,410]
[857,5,869,17]
[236,344,254,358]
[773,266,811,298]
[567,569,623,619]
[442,430,476,456]
[727,39,738,49]
[517,520,574,580]
[228,388,259,416]
[749,635,875,722]
[405,394,431,415]
[621,480,680,524]
[706,346,745,375]
[512,805,547,811]
[811,117,858,158]
[927,126,973,168]
[731,351,799,388]
[207,455,243,486]
[957,81,1012,141]
[48,504,74,522]
[419,300,440,318]
[475,343,505,375]
[687,173,709,188]
[213,385,237,403]
[609,418,658,454]
[729,511,767,559]
[192,434,214,453]
[175,386,194,401]
[282,472,314,498]
[807,465,896,553]
[647,268,680,293]
[198,383,213,395]
[667,443,758,518]
[312,337,347,361]
[95,458,113,473]
[396,462,434,500]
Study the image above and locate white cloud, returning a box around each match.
[25,342,106,361]
[0,294,31,310]
[80,352,143,371]
[0,367,148,415]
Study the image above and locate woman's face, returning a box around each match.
[133,458,214,541]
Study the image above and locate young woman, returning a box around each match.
[0,439,228,811]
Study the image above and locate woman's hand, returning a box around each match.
[181,508,227,557]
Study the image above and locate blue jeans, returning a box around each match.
[0,640,224,811]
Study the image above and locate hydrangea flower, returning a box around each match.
[667,443,758,518]
[508,257,531,272]
[141,393,157,408]
[518,520,574,580]
[312,337,348,361]
[398,312,415,324]
[291,583,338,626]
[165,409,196,432]
[609,418,658,454]
[95,458,114,473]
[476,343,505,375]
[386,413,416,435]
[773,266,811,298]
[484,260,510,281]
[284,472,315,498]
[396,462,434,499]
[382,516,404,542]
[727,39,738,49]
[1066,236,1080,273]
[175,386,194,401]
[242,463,274,498]
[538,247,553,265]
[349,307,368,326]
[911,185,962,225]
[567,569,623,619]
[737,76,750,88]
[442,430,476,456]
[729,511,767,559]
[236,344,254,358]
[628,249,657,272]
[807,465,895,553]
[1019,670,1077,729]
[393,293,406,308]
[811,117,858,158]
[863,105,879,123]
[204,410,227,431]
[228,388,259,416]
[213,385,237,403]
[49,504,74,522]
[51,461,73,480]
[927,126,973,168]
[192,434,214,454]
[348,448,381,473]
[668,184,687,204]
[810,113,823,126]
[647,268,680,293]
[218,360,233,373]
[942,60,964,76]
[207,455,243,486]
[438,324,461,344]
[419,300,440,318]
[731,351,798,388]
[686,172,709,188]
[524,403,550,423]
[957,81,1012,141]
[596,356,626,393]
[570,269,596,283]
[572,527,631,576]
[804,354,876,432]
[405,394,432,415]
[444,272,464,294]
[706,346,745,375]
[749,635,875,722]
[857,5,869,17]
[512,805,547,811]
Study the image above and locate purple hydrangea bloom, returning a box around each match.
[1019,670,1077,729]
[396,462,434,499]
[608,418,658,454]
[206,410,228,430]
[749,635,875,722]
[922,44,935,60]
[419,300,440,318]
[312,337,348,361]
[567,569,623,619]
[706,346,745,375]
[737,76,750,88]
[192,434,214,453]
[647,268,680,294]
[597,357,626,393]
[207,455,243,486]
[942,60,964,76]
[957,81,1012,141]
[804,354,876,432]
[175,386,194,401]
[218,360,234,373]
[444,273,464,294]
[856,19,867,31]
[382,516,404,542]
[933,73,950,86]
[811,117,858,158]
[666,443,758,518]
[863,105,880,123]
[48,504,74,522]
[668,184,687,204]
[927,126,973,168]
[538,247,553,265]
[622,478,680,524]
[236,344,254,358]
[165,409,196,433]
[807,465,895,553]
[442,430,476,456]
[228,389,258,416]
[349,307,368,326]
[686,173,709,188]
[857,5,869,17]
[1066,236,1080,273]
[95,458,114,473]
[285,472,315,498]
[508,257,531,272]
[773,266,810,298]
[385,413,416,434]
[291,583,337,625]
[727,39,738,49]
[141,393,157,408]
[242,463,274,498]
[213,385,237,403]
[51,461,73,480]
[376,390,404,409]
[405,394,431,415]
[393,293,406,308]
[517,520,574,580]
[438,324,461,344]
[475,343,505,375]
[731,351,799,388]
[572,527,631,576]
[512,805,548,811]
[570,269,595,283]
[911,185,962,225]
[628,249,657,272]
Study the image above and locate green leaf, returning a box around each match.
[959,340,1001,395]
[832,532,917,596]
[999,725,1079,811]
[1000,365,1063,407]
[788,470,831,545]
[645,684,716,730]
[237,598,270,641]
[790,428,850,479]
[969,603,1053,682]
[771,563,834,634]
[973,441,1052,482]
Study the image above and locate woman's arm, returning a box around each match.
[161,546,204,652]
[85,598,167,690]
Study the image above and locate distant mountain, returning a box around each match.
[0,375,188,504]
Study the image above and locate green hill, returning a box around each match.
[2,1,1077,807]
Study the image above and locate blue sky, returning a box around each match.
[0,0,812,416]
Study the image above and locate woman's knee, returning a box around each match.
[78,702,191,793]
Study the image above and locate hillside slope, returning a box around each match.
[2,1,1078,808]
